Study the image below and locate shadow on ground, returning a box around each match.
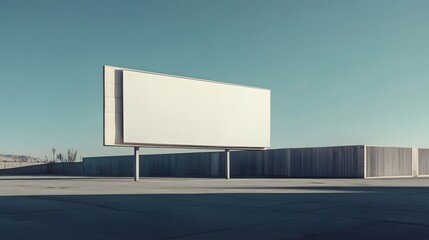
[1,183,429,240]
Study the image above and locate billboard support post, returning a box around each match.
[134,147,139,182]
[225,149,230,179]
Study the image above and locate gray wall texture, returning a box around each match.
[82,146,365,178]
[0,162,83,176]
[419,148,429,176]
[366,147,412,177]
[0,162,45,170]
[2,146,429,179]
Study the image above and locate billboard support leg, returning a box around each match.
[134,147,139,182]
[225,149,230,179]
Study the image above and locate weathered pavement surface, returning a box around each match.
[1,176,429,240]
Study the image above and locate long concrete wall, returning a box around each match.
[83,146,365,178]
[262,146,364,177]
[78,146,429,178]
[0,163,83,175]
[2,146,429,179]
[0,162,46,170]
[83,152,221,177]
[366,146,412,177]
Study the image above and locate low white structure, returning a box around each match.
[103,66,271,181]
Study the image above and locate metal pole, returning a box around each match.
[225,149,230,179]
[134,147,139,182]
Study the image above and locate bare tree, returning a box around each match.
[66,149,78,163]
[56,153,64,162]
[49,148,78,163]
[51,148,56,162]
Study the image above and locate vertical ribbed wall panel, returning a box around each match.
[6,146,428,178]
[81,145,365,178]
[418,149,429,175]
[366,147,412,177]
[231,151,264,177]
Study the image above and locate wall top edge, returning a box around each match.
[88,145,429,159]
[268,145,365,150]
[365,145,426,149]
[103,65,270,91]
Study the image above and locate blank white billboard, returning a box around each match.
[104,65,270,149]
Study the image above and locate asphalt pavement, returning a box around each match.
[1,176,429,240]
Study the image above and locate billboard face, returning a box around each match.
[104,66,270,149]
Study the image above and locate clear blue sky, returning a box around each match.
[1,0,428,159]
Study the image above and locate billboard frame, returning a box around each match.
[103,65,271,181]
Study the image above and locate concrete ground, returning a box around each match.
[1,176,429,240]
